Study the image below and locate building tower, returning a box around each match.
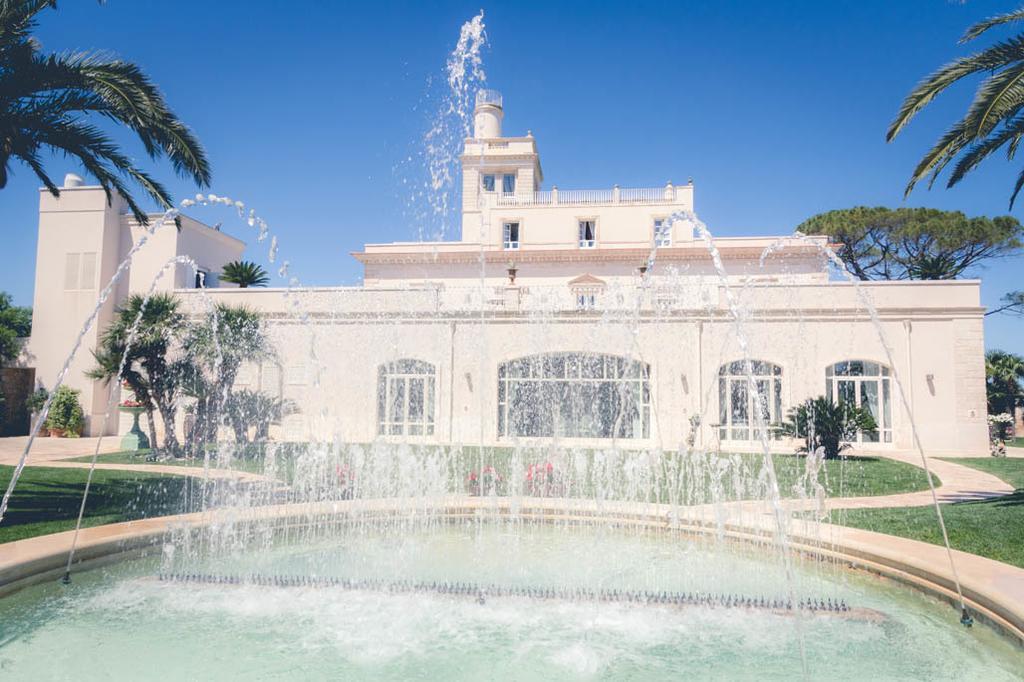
[460,90,543,242]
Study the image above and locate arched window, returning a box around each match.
[377,359,436,436]
[497,353,650,439]
[826,360,892,443]
[718,360,783,441]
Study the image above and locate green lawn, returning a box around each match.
[8,445,934,547]
[0,465,198,544]
[70,445,933,502]
[398,446,933,502]
[68,450,272,475]
[834,458,1024,569]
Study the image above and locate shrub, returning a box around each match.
[25,387,48,415]
[780,396,876,459]
[45,385,85,436]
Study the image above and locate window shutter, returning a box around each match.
[64,253,81,290]
[79,252,96,290]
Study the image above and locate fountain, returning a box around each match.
[0,11,1022,681]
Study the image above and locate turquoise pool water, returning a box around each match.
[1,524,1021,681]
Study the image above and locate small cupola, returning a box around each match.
[474,89,503,138]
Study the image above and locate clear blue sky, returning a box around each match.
[1,0,1022,352]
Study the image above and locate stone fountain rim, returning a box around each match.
[0,495,1021,647]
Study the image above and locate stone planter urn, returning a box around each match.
[119,405,150,452]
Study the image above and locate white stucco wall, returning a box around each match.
[172,279,990,456]
[28,184,244,435]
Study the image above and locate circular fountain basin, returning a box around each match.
[0,522,1020,680]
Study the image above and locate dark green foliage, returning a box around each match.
[797,207,1022,280]
[780,396,877,459]
[24,386,46,414]
[0,464,198,544]
[88,293,184,453]
[887,8,1024,207]
[839,458,1024,569]
[180,303,270,455]
[224,389,296,444]
[0,1,210,222]
[89,294,273,456]
[0,292,31,364]
[219,261,270,288]
[985,349,1024,415]
[43,384,83,435]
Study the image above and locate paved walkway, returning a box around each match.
[826,449,1014,510]
[0,436,275,484]
[0,436,121,465]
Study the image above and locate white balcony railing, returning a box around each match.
[495,184,690,207]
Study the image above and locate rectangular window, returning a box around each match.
[578,220,596,248]
[64,252,97,290]
[64,253,81,290]
[503,222,520,250]
[378,360,436,437]
[576,293,596,310]
[194,270,209,289]
[482,174,496,192]
[654,218,672,247]
[502,173,516,194]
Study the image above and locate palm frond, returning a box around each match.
[947,113,1024,186]
[960,7,1024,43]
[959,60,1024,139]
[0,1,209,218]
[887,34,1024,141]
[903,119,969,196]
[220,261,270,288]
[1009,163,1024,209]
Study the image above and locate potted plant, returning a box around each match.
[45,385,84,438]
[988,413,1013,457]
[119,396,151,452]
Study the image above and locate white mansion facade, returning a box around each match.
[27,91,989,455]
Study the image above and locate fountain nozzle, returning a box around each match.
[960,607,974,627]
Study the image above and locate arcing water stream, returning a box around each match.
[0,11,1017,680]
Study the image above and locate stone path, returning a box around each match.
[0,436,275,483]
[825,449,1013,511]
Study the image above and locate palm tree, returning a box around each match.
[180,303,269,454]
[780,396,877,459]
[888,8,1024,207]
[0,1,210,223]
[219,260,270,288]
[224,390,297,445]
[88,293,185,453]
[985,349,1024,416]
